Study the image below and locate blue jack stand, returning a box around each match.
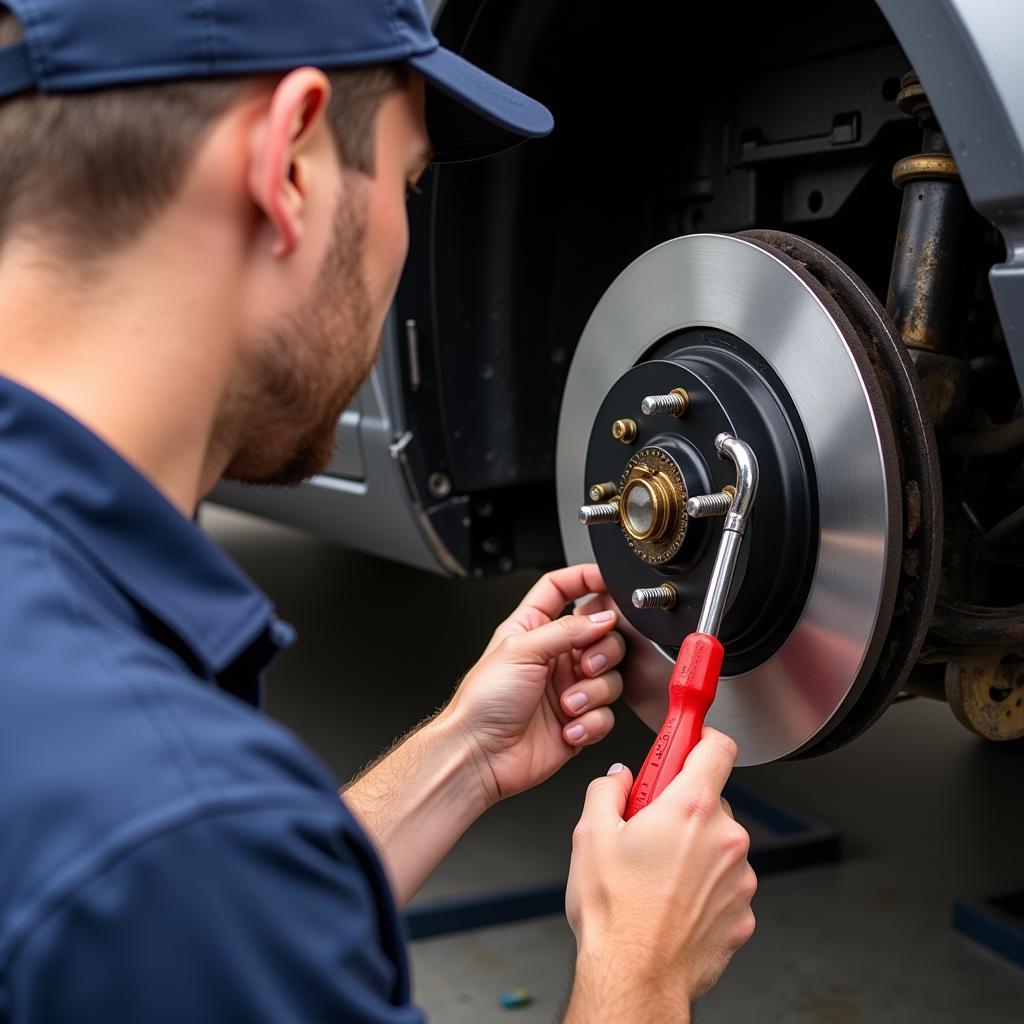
[403,780,840,941]
[953,892,1024,970]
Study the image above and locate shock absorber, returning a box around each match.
[886,71,983,427]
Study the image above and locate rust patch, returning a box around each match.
[902,547,921,578]
[904,479,922,540]
[947,650,1024,741]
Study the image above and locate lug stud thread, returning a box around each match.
[579,501,620,526]
[589,481,619,502]
[641,388,689,417]
[687,490,733,518]
[631,583,677,610]
[612,418,638,444]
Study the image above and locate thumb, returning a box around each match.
[581,763,633,823]
[501,610,617,665]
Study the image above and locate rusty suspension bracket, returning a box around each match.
[885,70,982,428]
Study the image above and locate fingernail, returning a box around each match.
[565,723,586,743]
[587,653,607,675]
[589,610,614,623]
[607,762,625,775]
[565,691,588,713]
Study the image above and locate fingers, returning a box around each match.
[579,763,633,824]
[661,727,738,807]
[499,608,617,666]
[573,592,617,619]
[562,706,615,749]
[575,630,626,679]
[512,564,607,625]
[560,670,623,718]
[485,565,609,656]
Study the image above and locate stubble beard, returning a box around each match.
[220,184,377,488]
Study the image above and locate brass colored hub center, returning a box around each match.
[618,447,689,565]
[621,474,672,542]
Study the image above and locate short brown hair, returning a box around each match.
[0,7,405,261]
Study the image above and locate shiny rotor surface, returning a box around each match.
[556,233,894,764]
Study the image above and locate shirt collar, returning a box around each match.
[0,375,276,675]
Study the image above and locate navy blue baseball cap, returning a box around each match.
[0,0,553,162]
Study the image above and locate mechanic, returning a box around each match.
[0,1,756,1021]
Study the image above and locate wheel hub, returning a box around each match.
[583,337,817,669]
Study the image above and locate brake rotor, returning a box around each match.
[557,232,940,764]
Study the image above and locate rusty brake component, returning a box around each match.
[946,649,1024,742]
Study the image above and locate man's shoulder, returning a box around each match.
[0,492,343,953]
[1,795,417,1023]
[0,488,327,790]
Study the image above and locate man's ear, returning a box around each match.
[249,67,331,258]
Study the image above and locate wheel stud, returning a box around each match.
[631,583,677,610]
[641,388,689,417]
[686,486,735,518]
[579,501,620,526]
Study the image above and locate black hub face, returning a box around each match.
[584,329,819,674]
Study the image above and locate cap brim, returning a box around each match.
[408,46,553,164]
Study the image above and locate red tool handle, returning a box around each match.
[625,632,724,819]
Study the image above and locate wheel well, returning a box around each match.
[396,0,917,576]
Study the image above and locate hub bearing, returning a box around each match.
[617,447,690,564]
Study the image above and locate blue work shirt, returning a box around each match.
[0,376,423,1023]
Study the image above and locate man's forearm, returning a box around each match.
[342,710,494,906]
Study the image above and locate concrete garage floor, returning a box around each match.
[203,504,1024,1023]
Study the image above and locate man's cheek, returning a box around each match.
[369,204,409,311]
[383,197,409,282]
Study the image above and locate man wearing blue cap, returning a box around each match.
[0,1,755,1020]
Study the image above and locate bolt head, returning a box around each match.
[612,418,637,444]
[427,471,452,498]
[588,481,618,502]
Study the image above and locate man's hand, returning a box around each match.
[345,563,623,905]
[438,564,625,805]
[564,730,756,1022]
